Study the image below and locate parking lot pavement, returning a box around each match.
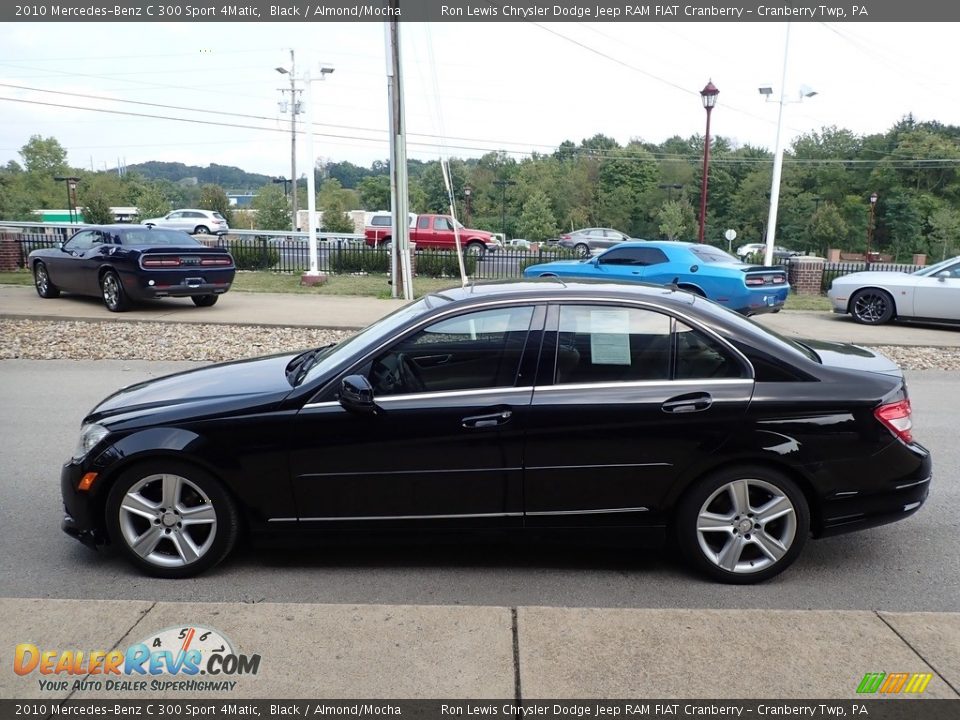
[3,284,959,347]
[3,598,958,700]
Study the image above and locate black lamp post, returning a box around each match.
[493,179,516,236]
[54,176,81,224]
[866,192,878,267]
[698,80,719,243]
[658,183,683,202]
[272,176,291,199]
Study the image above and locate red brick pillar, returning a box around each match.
[0,233,23,271]
[787,257,825,295]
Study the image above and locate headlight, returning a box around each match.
[72,423,109,462]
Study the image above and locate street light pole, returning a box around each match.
[302,63,335,282]
[54,176,81,224]
[698,80,719,243]
[463,185,472,226]
[493,179,516,236]
[276,51,301,231]
[866,192,878,267]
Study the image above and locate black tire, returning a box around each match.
[574,243,590,258]
[676,465,810,584]
[33,261,60,298]
[193,225,210,236]
[191,295,219,308]
[100,270,130,312]
[105,459,239,578]
[466,241,486,259]
[850,288,895,325]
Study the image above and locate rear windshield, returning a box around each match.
[120,229,203,246]
[213,212,226,221]
[690,246,738,264]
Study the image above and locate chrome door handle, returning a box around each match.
[661,393,713,414]
[462,409,512,429]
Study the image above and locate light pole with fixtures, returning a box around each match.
[866,192,878,267]
[272,176,291,199]
[54,176,81,224]
[276,51,302,231]
[302,63,335,282]
[463,185,472,226]
[698,80,719,243]
[759,23,817,266]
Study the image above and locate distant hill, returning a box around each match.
[124,162,273,193]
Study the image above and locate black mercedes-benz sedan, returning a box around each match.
[60,281,931,583]
[28,225,235,312]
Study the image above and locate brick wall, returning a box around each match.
[0,234,23,272]
[787,257,825,295]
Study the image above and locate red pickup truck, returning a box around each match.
[364,213,500,257]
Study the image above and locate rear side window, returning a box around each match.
[370,216,391,227]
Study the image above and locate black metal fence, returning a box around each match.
[5,231,925,289]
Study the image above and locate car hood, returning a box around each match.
[86,353,298,424]
[803,339,902,377]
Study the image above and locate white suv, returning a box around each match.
[142,209,229,236]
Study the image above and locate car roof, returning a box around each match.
[429,279,698,310]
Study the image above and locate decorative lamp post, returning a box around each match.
[272,176,291,199]
[867,192,878,267]
[54,176,81,224]
[698,80,719,243]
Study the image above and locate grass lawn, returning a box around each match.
[0,268,835,309]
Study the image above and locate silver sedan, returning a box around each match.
[827,256,960,325]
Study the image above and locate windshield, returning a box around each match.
[690,246,738,264]
[913,256,960,276]
[299,295,449,385]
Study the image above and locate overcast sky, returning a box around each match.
[0,21,955,177]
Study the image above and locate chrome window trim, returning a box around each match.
[534,378,753,394]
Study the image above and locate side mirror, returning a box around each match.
[339,375,377,415]
[57,242,65,251]
[937,270,950,282]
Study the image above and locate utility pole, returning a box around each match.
[276,50,302,231]
[385,8,412,300]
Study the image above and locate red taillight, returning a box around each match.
[772,275,786,284]
[142,258,180,267]
[875,399,914,444]
[561,234,571,240]
[200,257,231,266]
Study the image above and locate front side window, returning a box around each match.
[434,217,453,231]
[369,306,535,396]
[675,322,748,379]
[64,231,97,252]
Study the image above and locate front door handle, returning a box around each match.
[462,409,512,429]
[661,393,713,414]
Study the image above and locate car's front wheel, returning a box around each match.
[33,261,60,298]
[850,288,895,325]
[100,270,130,312]
[193,225,210,236]
[676,465,809,584]
[191,295,219,308]
[106,460,239,578]
[466,241,486,259]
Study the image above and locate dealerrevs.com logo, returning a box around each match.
[14,625,261,693]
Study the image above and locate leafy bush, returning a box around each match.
[228,241,279,270]
[415,251,477,278]
[329,247,390,274]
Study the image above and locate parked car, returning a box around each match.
[505,239,534,250]
[557,227,632,257]
[736,243,801,263]
[827,255,960,325]
[523,241,789,315]
[141,209,229,236]
[29,225,235,312]
[60,281,929,583]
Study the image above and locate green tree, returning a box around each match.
[927,205,960,260]
[198,184,233,224]
[657,200,693,240]
[251,184,291,231]
[516,190,558,241]
[807,203,848,256]
[318,179,355,233]
[358,175,391,210]
[19,135,69,175]
[81,191,115,224]
[134,186,171,221]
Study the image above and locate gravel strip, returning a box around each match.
[2,319,960,370]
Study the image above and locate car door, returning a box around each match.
[162,211,186,232]
[288,304,544,529]
[594,246,670,281]
[73,229,113,295]
[433,216,455,250]
[523,302,754,528]
[47,230,98,292]
[412,215,432,248]
[911,260,960,320]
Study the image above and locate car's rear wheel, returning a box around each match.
[33,261,60,298]
[100,270,130,312]
[676,465,809,584]
[850,288,894,325]
[106,460,239,578]
[191,295,219,308]
[193,225,210,235]
[574,243,590,258]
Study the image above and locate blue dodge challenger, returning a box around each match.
[524,241,790,315]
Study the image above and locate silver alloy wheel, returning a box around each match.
[695,478,797,575]
[35,264,49,294]
[102,273,120,309]
[574,243,590,257]
[118,473,218,568]
[852,291,888,323]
